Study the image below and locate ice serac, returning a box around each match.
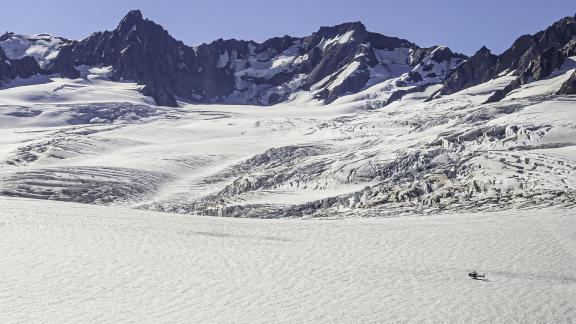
[441,14,576,97]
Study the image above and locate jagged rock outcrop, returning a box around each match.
[410,46,466,67]
[48,10,202,106]
[562,39,576,56]
[441,46,498,95]
[524,47,565,80]
[300,22,413,102]
[557,70,576,94]
[485,47,566,103]
[441,14,576,97]
[485,45,570,103]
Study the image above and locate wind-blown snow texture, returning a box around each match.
[0,198,575,323]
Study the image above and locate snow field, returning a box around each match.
[0,198,574,323]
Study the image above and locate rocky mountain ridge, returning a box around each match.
[2,10,467,106]
[1,11,576,107]
[440,15,576,100]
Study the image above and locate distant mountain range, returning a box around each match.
[1,10,575,107]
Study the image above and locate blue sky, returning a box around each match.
[1,0,574,55]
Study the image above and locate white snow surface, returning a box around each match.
[0,198,574,323]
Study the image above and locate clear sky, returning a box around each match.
[1,0,574,55]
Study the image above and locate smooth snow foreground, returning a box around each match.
[0,197,574,323]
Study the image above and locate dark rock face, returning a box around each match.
[441,15,576,96]
[49,10,205,106]
[301,23,408,102]
[409,47,436,67]
[524,47,565,80]
[561,39,576,56]
[494,35,538,75]
[302,22,412,84]
[557,70,576,95]
[441,46,498,95]
[484,46,567,104]
[410,46,466,67]
[0,47,43,85]
[498,15,576,76]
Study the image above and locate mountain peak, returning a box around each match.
[335,21,366,31]
[0,32,15,42]
[124,10,144,21]
[475,46,492,56]
[117,10,146,33]
[317,21,367,36]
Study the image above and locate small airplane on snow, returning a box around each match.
[468,271,485,280]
